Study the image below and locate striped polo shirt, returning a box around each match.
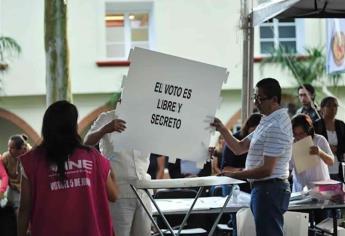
[245,108,293,181]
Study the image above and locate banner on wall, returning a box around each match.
[327,19,345,74]
[111,47,228,164]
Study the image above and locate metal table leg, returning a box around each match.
[144,187,176,235]
[176,187,204,235]
[208,188,233,236]
[130,185,165,236]
[332,209,338,236]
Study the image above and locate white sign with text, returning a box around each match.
[111,48,228,163]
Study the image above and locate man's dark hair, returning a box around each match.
[298,84,315,101]
[256,78,281,104]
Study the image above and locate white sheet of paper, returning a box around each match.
[111,48,227,163]
[292,136,320,174]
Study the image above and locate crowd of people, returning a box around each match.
[209,80,345,236]
[0,78,344,236]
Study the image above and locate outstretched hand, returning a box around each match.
[210,117,226,133]
[103,119,127,134]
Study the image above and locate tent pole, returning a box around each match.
[241,0,254,124]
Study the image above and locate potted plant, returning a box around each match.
[0,36,21,72]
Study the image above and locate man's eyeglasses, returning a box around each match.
[251,94,270,103]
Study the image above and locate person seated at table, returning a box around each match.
[210,135,225,176]
[147,154,167,179]
[290,114,334,192]
[221,113,262,194]
[167,158,211,178]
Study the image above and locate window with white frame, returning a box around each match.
[259,19,303,54]
[105,3,151,59]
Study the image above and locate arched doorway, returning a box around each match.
[0,108,40,151]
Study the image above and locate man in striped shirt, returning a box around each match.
[211,78,293,236]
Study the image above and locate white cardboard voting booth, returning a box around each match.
[111,48,237,236]
[111,47,228,164]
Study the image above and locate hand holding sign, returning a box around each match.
[102,119,127,134]
[210,117,227,133]
[309,146,320,156]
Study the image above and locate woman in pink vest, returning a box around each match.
[17,100,118,236]
[0,159,8,200]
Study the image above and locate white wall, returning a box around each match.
[1,0,244,95]
[2,1,336,95]
[1,0,45,96]
[1,0,345,147]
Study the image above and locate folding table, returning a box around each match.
[130,176,244,236]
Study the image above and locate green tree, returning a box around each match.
[260,46,342,86]
[0,36,21,69]
[0,36,21,92]
[44,0,72,105]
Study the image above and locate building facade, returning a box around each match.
[0,0,344,150]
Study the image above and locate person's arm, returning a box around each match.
[0,160,8,196]
[156,156,166,179]
[17,176,32,236]
[310,136,334,166]
[223,156,277,179]
[314,147,334,166]
[222,166,243,172]
[106,168,119,202]
[84,118,126,146]
[212,157,222,175]
[211,118,250,155]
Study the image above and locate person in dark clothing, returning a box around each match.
[167,158,211,179]
[313,96,345,181]
[222,113,262,193]
[296,84,321,122]
[147,154,166,179]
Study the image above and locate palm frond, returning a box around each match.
[0,36,22,60]
[260,47,329,84]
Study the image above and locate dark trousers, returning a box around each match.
[0,206,17,236]
[250,180,291,236]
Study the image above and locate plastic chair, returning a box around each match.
[236,208,309,236]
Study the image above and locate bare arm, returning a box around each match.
[17,176,32,236]
[156,156,166,179]
[211,157,222,175]
[310,146,334,166]
[0,160,8,195]
[222,166,243,173]
[106,168,119,202]
[210,118,250,155]
[84,119,126,146]
[223,156,277,180]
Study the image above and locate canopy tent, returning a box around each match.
[241,0,345,121]
[252,0,345,26]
